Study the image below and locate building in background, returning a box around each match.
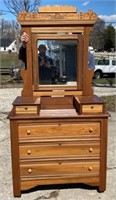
[0,40,17,52]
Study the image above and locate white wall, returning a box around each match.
[0,40,17,52]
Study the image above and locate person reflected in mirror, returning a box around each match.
[38,44,56,84]
[88,48,95,69]
[88,48,95,84]
[19,32,56,84]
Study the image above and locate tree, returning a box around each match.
[3,0,41,52]
[0,19,15,39]
[89,18,105,50]
[4,0,41,16]
[103,24,115,51]
[0,18,19,50]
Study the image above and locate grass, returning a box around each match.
[93,77,116,111]
[101,95,116,112]
[0,52,21,66]
[0,75,10,82]
[92,77,116,85]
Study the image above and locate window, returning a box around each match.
[112,60,116,65]
[98,59,109,65]
[104,60,109,65]
[98,60,104,65]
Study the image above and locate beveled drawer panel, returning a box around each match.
[82,105,103,114]
[18,122,100,139]
[15,106,38,114]
[19,143,100,159]
[20,161,100,177]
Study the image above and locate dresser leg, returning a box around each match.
[12,180,21,197]
[98,184,106,193]
[10,121,21,197]
[13,188,21,197]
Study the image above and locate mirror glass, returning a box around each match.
[37,40,77,85]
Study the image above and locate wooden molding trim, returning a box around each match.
[33,90,82,97]
[17,7,97,24]
[38,5,77,13]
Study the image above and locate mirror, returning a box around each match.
[36,40,78,85]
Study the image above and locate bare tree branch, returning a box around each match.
[4,0,41,16]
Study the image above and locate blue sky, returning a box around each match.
[0,0,116,25]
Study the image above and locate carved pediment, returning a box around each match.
[17,6,97,24]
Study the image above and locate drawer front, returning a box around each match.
[20,161,100,177]
[15,106,37,114]
[18,122,100,139]
[82,105,103,114]
[19,143,100,159]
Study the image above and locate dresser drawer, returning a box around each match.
[82,105,103,114]
[19,142,100,159]
[15,106,38,114]
[20,161,100,177]
[18,122,100,139]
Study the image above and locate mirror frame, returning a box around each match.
[17,5,97,96]
[32,33,83,92]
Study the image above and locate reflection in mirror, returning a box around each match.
[37,40,77,85]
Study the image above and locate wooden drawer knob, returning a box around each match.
[89,128,93,133]
[27,150,31,155]
[88,166,93,171]
[89,148,93,153]
[91,106,94,109]
[25,107,28,110]
[27,130,31,135]
[28,168,32,173]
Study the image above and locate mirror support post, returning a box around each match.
[21,28,33,96]
[82,27,93,96]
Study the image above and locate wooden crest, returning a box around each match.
[38,5,77,12]
[17,5,97,24]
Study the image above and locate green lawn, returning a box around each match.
[93,78,116,111]
[0,52,21,66]
[101,95,116,112]
[92,77,116,85]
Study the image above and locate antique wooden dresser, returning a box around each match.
[8,5,110,197]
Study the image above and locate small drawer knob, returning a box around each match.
[89,148,93,153]
[91,106,94,109]
[28,168,32,173]
[88,166,93,171]
[27,130,31,135]
[25,107,28,110]
[27,150,31,155]
[89,128,93,133]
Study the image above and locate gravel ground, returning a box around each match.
[0,87,116,200]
